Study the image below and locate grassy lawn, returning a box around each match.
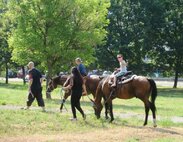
[0,80,183,142]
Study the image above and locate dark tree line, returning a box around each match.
[95,0,183,88]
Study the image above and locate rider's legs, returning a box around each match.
[111,71,125,87]
[111,76,117,87]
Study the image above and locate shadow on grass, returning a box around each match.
[0,82,27,90]
[158,88,183,98]
[124,124,183,136]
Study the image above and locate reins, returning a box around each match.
[103,88,114,104]
[59,88,68,112]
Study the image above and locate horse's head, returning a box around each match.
[46,78,58,94]
[92,100,103,119]
[46,75,69,94]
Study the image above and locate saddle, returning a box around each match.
[109,71,135,98]
[117,71,133,83]
[108,71,134,87]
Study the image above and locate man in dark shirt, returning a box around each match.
[24,61,45,111]
[75,58,87,95]
[75,58,87,77]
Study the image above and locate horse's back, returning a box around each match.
[116,76,151,99]
[130,76,151,98]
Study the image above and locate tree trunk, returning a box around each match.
[46,63,52,99]
[22,66,26,85]
[43,22,52,99]
[173,70,178,88]
[5,61,8,84]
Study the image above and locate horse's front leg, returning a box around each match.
[60,99,65,112]
[109,101,114,122]
[60,91,70,112]
[104,103,109,119]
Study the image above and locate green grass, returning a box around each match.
[153,138,182,142]
[0,109,109,135]
[0,80,183,140]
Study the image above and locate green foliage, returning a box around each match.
[96,0,183,84]
[7,0,110,76]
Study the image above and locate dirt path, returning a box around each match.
[0,105,183,123]
[0,126,183,142]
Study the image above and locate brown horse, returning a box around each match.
[46,75,110,118]
[93,75,158,127]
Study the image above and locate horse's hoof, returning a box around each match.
[60,110,62,113]
[153,124,157,128]
[109,118,114,123]
[143,123,147,126]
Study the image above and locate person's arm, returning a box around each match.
[63,76,70,87]
[82,84,87,95]
[79,64,87,76]
[122,60,127,66]
[28,73,33,92]
[62,76,73,90]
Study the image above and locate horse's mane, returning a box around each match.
[52,76,60,83]
[52,75,68,84]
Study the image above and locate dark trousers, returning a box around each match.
[71,90,84,118]
[27,88,45,107]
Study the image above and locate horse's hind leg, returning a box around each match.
[150,102,157,127]
[143,101,150,126]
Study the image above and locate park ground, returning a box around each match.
[0,79,183,142]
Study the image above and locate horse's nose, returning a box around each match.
[47,88,51,92]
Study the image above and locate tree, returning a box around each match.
[0,0,13,84]
[154,0,183,88]
[96,0,156,74]
[7,0,110,98]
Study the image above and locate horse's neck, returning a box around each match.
[85,77,99,95]
[94,81,103,104]
[58,75,68,86]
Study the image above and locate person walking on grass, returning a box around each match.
[23,61,45,112]
[63,67,86,121]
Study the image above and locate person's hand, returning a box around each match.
[68,85,72,89]
[82,91,88,96]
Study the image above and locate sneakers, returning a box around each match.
[69,118,77,121]
[42,107,46,112]
[69,116,86,121]
[21,106,30,110]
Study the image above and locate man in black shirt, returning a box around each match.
[24,61,45,111]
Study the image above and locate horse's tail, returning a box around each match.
[148,79,157,110]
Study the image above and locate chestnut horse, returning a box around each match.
[46,75,109,118]
[93,75,158,127]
